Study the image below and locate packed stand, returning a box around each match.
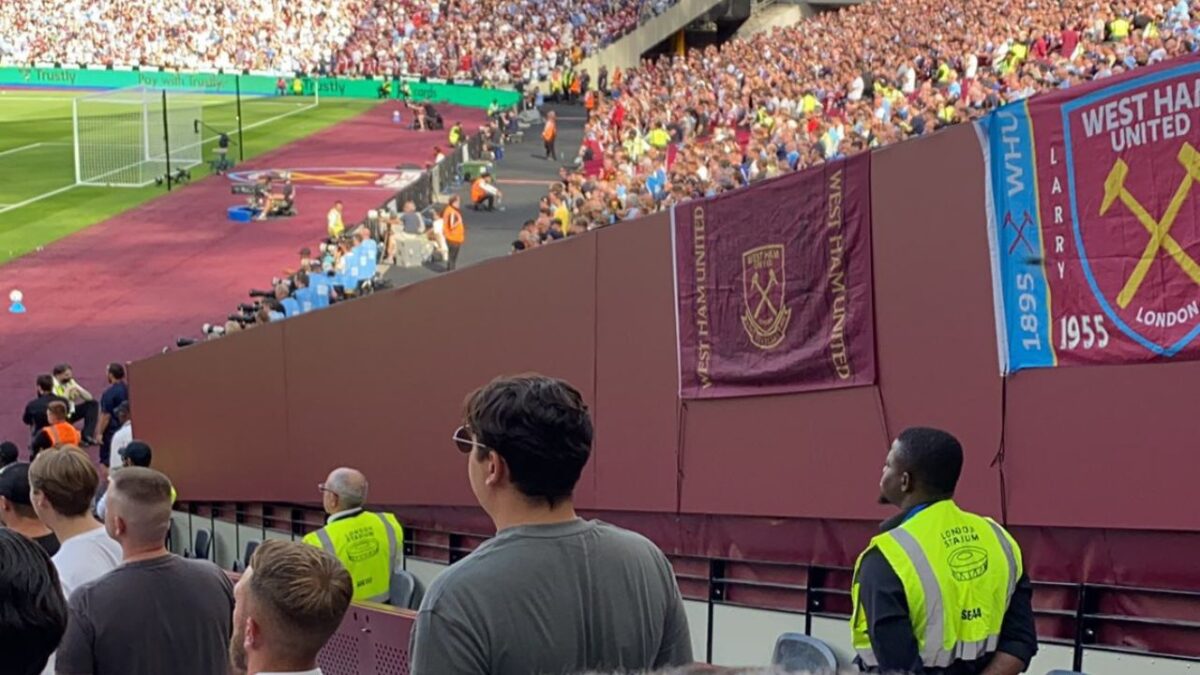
[0,0,678,82]
[315,0,673,84]
[523,0,1200,240]
[0,0,371,72]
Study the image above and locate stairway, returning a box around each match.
[577,0,729,74]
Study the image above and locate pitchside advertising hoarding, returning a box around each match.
[671,154,875,399]
[0,66,519,108]
[979,56,1200,373]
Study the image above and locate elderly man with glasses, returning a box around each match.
[302,467,404,603]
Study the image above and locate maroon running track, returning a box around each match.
[0,103,486,446]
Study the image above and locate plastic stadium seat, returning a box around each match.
[388,569,424,609]
[188,528,211,560]
[243,540,260,569]
[771,633,838,673]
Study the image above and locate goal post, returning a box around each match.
[72,86,203,188]
[71,81,320,188]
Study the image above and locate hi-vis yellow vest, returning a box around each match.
[304,511,403,603]
[850,500,1022,669]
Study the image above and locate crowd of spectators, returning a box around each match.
[0,0,369,73]
[523,0,1200,238]
[0,0,677,84]
[332,0,676,84]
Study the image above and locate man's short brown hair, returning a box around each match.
[248,540,352,659]
[29,447,97,516]
[108,467,173,542]
[46,401,68,421]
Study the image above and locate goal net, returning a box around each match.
[73,86,203,187]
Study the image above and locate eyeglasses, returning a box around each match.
[317,483,336,495]
[452,425,488,454]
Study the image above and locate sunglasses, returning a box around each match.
[452,425,489,454]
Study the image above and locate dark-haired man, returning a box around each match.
[21,374,67,444]
[97,362,129,470]
[0,440,18,469]
[96,441,177,520]
[230,540,353,675]
[850,427,1037,674]
[0,462,59,555]
[0,529,68,675]
[410,374,692,675]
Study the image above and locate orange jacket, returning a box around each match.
[471,178,487,203]
[443,205,465,243]
[542,119,557,142]
[42,422,81,448]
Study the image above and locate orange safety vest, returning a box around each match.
[43,422,81,448]
[585,91,596,110]
[443,205,465,243]
[471,178,487,203]
[543,120,557,142]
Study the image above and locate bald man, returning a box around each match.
[303,467,405,603]
[57,467,234,675]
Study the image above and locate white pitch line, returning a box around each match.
[0,183,78,215]
[0,95,76,102]
[0,142,43,157]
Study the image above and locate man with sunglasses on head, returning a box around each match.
[410,374,692,675]
[302,467,404,603]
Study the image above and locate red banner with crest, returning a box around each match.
[980,56,1200,372]
[671,154,876,399]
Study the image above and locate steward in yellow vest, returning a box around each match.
[851,428,1037,673]
[303,468,404,603]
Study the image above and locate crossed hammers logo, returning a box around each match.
[749,268,781,323]
[1101,142,1200,309]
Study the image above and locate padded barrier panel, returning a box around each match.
[138,121,1200,530]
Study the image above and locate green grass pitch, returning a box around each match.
[0,90,376,265]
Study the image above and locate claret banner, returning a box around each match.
[671,154,876,399]
[980,56,1200,373]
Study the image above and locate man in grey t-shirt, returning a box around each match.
[410,375,693,675]
[56,468,233,675]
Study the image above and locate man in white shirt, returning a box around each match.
[29,447,123,597]
[109,401,133,459]
[230,540,353,675]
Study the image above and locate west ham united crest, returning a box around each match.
[1064,77,1200,356]
[740,244,791,350]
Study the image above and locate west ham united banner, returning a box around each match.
[980,57,1200,374]
[671,154,875,399]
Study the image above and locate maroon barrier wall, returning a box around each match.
[134,122,1200,556]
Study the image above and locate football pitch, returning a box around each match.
[0,89,375,265]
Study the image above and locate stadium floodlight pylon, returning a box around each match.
[72,86,203,188]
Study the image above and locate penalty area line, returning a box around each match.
[0,183,79,215]
[0,143,44,158]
